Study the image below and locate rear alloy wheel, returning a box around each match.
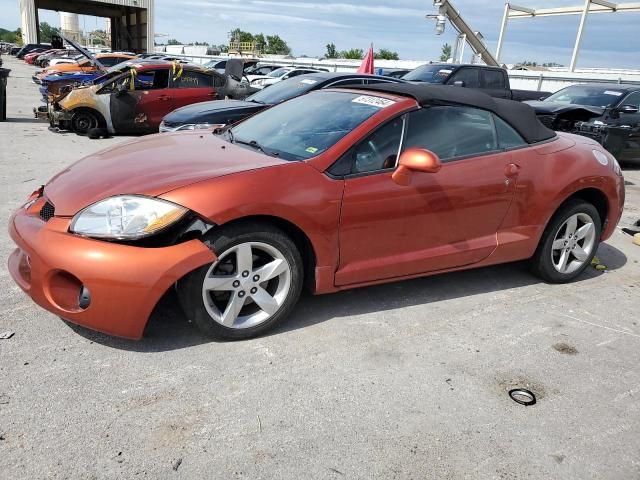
[531,199,601,283]
[71,110,99,135]
[178,223,303,340]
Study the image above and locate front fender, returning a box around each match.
[158,162,344,276]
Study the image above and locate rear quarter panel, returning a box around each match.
[497,133,623,258]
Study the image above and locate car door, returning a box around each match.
[610,91,640,163]
[170,69,218,109]
[480,69,510,99]
[335,106,518,286]
[110,68,171,133]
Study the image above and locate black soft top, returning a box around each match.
[340,82,556,144]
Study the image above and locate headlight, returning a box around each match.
[176,123,225,131]
[70,195,188,240]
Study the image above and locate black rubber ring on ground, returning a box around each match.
[509,388,537,406]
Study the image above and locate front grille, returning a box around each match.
[39,201,55,222]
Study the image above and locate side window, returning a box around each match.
[173,70,214,88]
[449,68,479,88]
[621,92,640,109]
[494,115,526,149]
[288,70,304,77]
[404,106,497,161]
[483,69,505,89]
[352,117,404,174]
[131,69,169,90]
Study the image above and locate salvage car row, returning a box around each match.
[17,39,640,165]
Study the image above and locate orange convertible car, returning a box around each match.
[8,84,625,340]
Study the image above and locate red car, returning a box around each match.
[24,48,50,64]
[8,83,625,340]
[49,61,254,135]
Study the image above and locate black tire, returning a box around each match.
[178,222,304,340]
[71,109,100,135]
[530,198,602,283]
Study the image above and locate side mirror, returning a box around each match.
[392,148,441,186]
[453,80,465,87]
[618,104,639,114]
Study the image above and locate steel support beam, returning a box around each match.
[435,0,499,66]
[508,1,640,18]
[498,1,640,70]
[570,0,592,71]
[495,2,510,63]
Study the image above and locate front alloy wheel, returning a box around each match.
[178,222,303,340]
[202,242,291,329]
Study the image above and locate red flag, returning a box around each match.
[357,45,374,74]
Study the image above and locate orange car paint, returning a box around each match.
[8,90,624,338]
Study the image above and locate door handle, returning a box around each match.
[504,163,520,177]
[158,95,171,101]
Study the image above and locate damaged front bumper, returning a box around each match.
[8,197,216,339]
[47,103,72,130]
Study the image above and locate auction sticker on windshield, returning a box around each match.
[300,79,318,85]
[351,95,396,108]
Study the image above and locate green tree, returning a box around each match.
[439,43,452,62]
[167,38,181,45]
[0,28,21,44]
[217,44,229,53]
[254,33,266,52]
[265,35,291,55]
[230,28,254,43]
[341,48,364,60]
[89,29,108,46]
[39,22,60,43]
[325,42,338,59]
[374,48,399,60]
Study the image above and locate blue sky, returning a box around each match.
[1,0,639,68]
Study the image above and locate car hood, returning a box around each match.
[525,100,606,116]
[163,100,264,124]
[44,132,289,216]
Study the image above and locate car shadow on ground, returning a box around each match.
[66,243,628,352]
[5,117,46,123]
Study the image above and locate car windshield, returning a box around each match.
[403,64,452,83]
[544,85,625,108]
[228,91,393,161]
[268,68,291,78]
[246,75,321,105]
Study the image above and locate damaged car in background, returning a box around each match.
[49,59,258,135]
[526,83,640,164]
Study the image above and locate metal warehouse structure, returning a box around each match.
[19,0,155,53]
[496,1,640,71]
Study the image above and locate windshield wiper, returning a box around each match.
[234,137,278,157]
